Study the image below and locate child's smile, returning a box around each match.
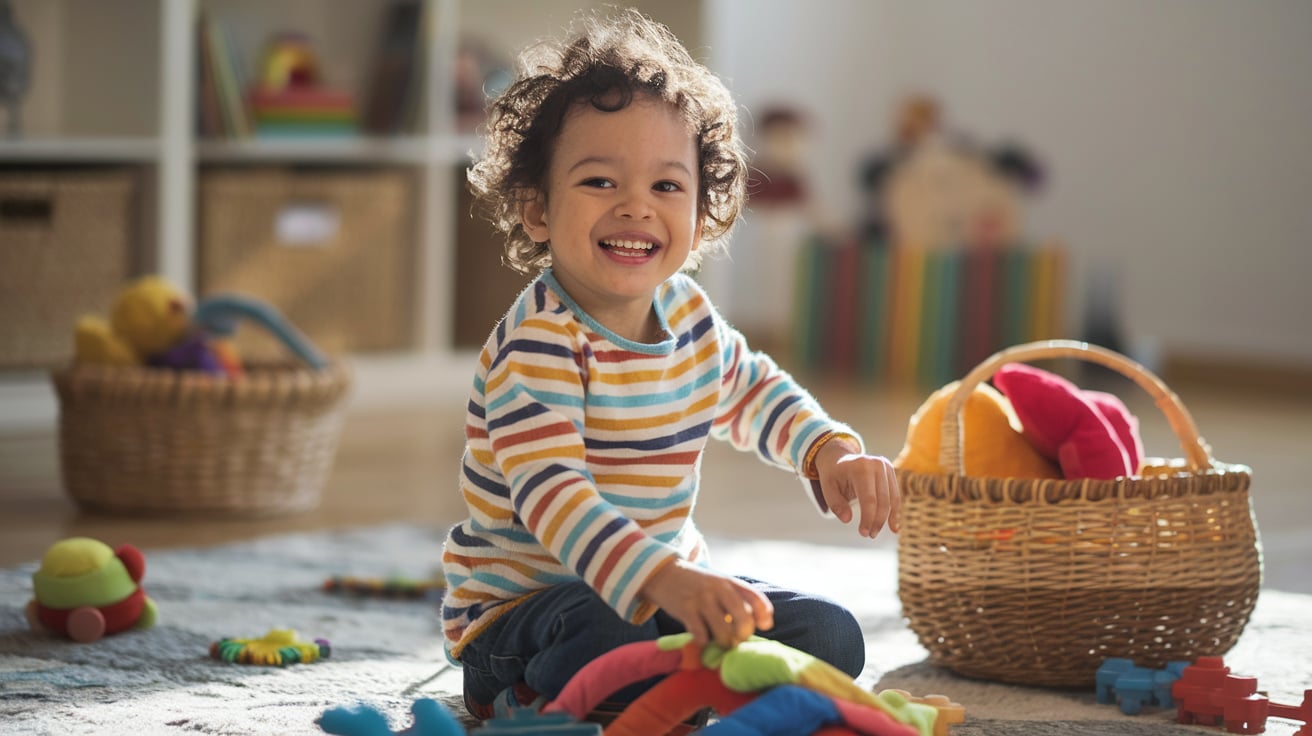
[520,95,703,342]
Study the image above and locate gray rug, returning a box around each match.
[1,524,1307,735]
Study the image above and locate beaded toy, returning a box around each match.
[209,628,330,666]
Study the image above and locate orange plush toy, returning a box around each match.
[894,380,1061,479]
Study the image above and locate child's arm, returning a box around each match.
[708,303,900,538]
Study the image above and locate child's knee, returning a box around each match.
[773,598,865,677]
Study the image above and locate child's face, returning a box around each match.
[521,95,703,331]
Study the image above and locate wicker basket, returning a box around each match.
[897,340,1261,688]
[0,170,137,368]
[52,362,352,516]
[198,167,416,360]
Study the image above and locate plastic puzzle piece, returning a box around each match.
[1095,658,1189,715]
[882,690,966,736]
[1173,656,1232,727]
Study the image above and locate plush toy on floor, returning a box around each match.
[26,537,158,643]
[474,634,962,735]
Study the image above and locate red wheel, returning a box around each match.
[67,607,106,643]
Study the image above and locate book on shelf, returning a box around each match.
[362,0,424,136]
[196,16,222,138]
[197,12,251,139]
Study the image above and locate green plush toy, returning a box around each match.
[26,537,158,643]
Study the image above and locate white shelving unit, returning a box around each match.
[1,0,704,429]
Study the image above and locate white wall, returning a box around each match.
[707,0,1312,366]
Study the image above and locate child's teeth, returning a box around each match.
[604,240,654,250]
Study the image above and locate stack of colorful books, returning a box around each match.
[792,237,1067,386]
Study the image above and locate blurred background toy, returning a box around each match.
[322,573,444,601]
[861,94,1043,250]
[73,275,331,376]
[248,31,358,139]
[0,0,31,138]
[209,628,330,666]
[73,275,231,375]
[193,293,326,371]
[319,698,464,736]
[26,537,157,643]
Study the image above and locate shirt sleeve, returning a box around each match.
[707,309,863,516]
[482,317,679,622]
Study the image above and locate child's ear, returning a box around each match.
[519,190,550,243]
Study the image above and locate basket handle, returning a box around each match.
[939,339,1214,475]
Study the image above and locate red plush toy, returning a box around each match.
[993,363,1145,480]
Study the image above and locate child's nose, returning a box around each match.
[614,188,655,219]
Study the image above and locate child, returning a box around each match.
[442,9,901,724]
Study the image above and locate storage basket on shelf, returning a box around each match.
[0,169,138,369]
[51,359,352,517]
[896,340,1260,688]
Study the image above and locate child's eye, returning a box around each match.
[653,181,683,193]
[581,178,614,189]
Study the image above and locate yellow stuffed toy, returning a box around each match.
[894,380,1061,479]
[74,276,192,366]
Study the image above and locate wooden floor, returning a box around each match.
[2,370,1309,593]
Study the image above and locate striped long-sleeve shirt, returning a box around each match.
[441,270,861,661]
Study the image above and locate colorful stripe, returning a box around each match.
[442,270,860,659]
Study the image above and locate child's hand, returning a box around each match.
[640,559,773,649]
[815,436,902,539]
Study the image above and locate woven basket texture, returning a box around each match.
[51,363,352,516]
[198,167,416,360]
[0,170,137,368]
[896,341,1262,688]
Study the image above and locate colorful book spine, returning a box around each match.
[916,249,942,388]
[792,237,829,371]
[855,242,890,381]
[890,247,925,385]
[934,249,964,387]
[828,241,860,374]
[1000,246,1032,349]
[788,241,1066,385]
[958,247,998,377]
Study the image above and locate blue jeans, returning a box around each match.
[458,577,864,708]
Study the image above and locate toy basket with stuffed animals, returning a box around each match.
[896,340,1261,688]
[52,360,351,516]
[52,280,353,518]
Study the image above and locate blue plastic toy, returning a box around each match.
[1096,657,1190,715]
[318,698,463,736]
[194,293,328,371]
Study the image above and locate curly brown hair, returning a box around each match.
[467,9,747,275]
